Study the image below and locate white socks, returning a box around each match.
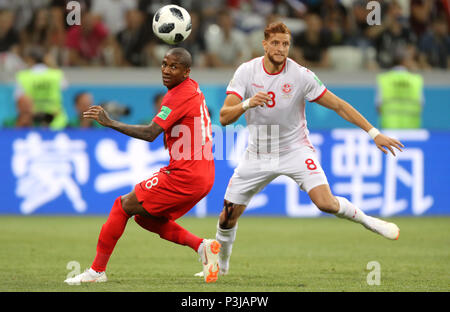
[335,196,368,225]
[197,240,204,255]
[215,222,238,272]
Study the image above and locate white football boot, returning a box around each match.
[195,244,229,279]
[364,216,400,240]
[64,268,107,285]
[198,239,221,283]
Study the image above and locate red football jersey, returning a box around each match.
[152,78,214,191]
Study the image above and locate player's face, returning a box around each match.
[263,33,290,66]
[161,54,190,89]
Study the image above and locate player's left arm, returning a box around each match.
[83,105,163,142]
[315,90,404,156]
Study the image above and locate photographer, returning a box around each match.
[68,91,102,128]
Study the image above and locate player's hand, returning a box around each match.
[249,92,272,108]
[373,133,404,156]
[83,105,113,127]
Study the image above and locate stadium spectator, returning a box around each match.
[91,0,136,35]
[19,8,50,56]
[0,0,446,71]
[113,8,154,67]
[0,0,48,33]
[178,11,207,67]
[311,0,350,46]
[137,0,165,32]
[345,0,387,46]
[310,0,348,22]
[292,12,331,69]
[373,1,419,69]
[2,93,34,128]
[376,49,424,129]
[14,47,69,129]
[68,91,101,128]
[418,15,450,69]
[49,0,92,30]
[410,0,435,41]
[204,8,249,68]
[0,9,20,54]
[198,0,226,28]
[46,4,67,66]
[64,10,109,66]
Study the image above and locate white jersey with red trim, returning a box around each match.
[226,56,327,154]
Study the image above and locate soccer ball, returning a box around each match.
[152,5,192,45]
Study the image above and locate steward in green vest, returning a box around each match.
[376,67,424,129]
[15,49,68,130]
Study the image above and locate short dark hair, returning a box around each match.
[26,47,45,63]
[74,91,90,104]
[166,47,192,69]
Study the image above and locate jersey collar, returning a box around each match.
[262,57,286,75]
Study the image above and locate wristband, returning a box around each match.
[368,127,381,139]
[242,99,250,111]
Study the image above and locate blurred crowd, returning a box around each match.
[0,0,449,72]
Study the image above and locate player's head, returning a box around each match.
[161,47,192,89]
[262,22,291,66]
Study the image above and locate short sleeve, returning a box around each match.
[303,68,327,102]
[226,62,248,101]
[152,96,185,130]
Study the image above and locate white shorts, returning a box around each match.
[224,146,329,206]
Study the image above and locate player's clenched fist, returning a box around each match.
[249,92,272,108]
[83,105,112,127]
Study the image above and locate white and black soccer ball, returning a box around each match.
[152,5,192,45]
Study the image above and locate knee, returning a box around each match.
[120,191,146,216]
[120,195,134,216]
[314,196,339,214]
[219,200,245,229]
[134,214,143,225]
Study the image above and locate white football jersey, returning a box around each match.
[226,56,327,155]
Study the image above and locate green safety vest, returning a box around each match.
[16,68,68,130]
[377,70,423,129]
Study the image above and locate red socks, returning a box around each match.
[91,196,131,272]
[91,196,203,273]
[134,215,203,252]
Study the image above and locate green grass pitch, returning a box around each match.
[0,216,449,292]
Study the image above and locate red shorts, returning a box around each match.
[134,170,212,220]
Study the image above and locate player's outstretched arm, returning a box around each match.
[315,90,404,156]
[219,92,271,126]
[83,105,164,142]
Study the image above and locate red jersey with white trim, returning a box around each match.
[153,78,214,190]
[226,56,327,154]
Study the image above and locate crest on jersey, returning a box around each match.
[282,83,292,94]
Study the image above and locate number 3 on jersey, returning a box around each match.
[267,91,276,108]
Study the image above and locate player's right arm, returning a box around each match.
[219,92,271,126]
[83,105,163,142]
